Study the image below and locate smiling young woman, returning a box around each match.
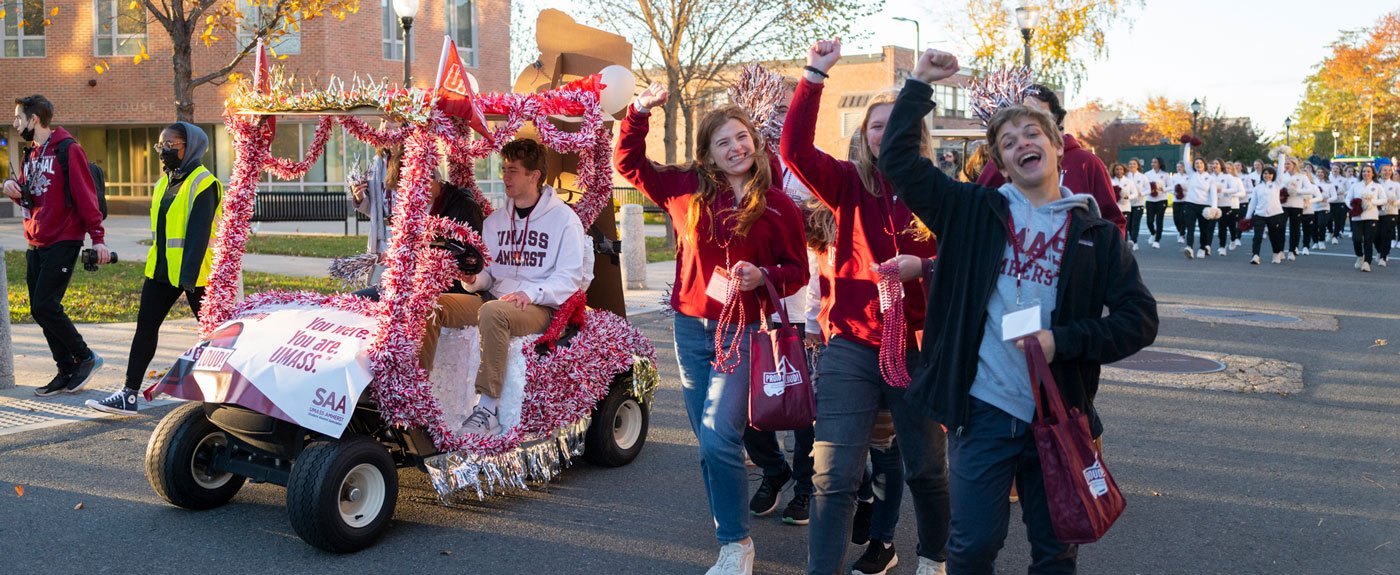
[614,83,809,575]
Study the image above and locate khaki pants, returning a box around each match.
[419,294,553,399]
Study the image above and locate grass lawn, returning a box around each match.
[138,234,366,259]
[5,250,341,324]
[645,236,677,264]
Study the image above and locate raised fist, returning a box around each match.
[634,82,669,111]
[914,49,960,84]
[807,39,842,74]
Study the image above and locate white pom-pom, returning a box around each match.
[1203,206,1222,220]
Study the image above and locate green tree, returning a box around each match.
[1291,10,1400,159]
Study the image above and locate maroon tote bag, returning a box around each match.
[747,270,815,431]
[1023,338,1126,544]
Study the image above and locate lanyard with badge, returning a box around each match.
[1001,208,1068,341]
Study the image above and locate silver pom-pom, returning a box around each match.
[424,417,593,504]
[726,64,787,154]
[964,67,1034,127]
[328,253,377,289]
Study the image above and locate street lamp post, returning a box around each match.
[393,0,421,86]
[1353,135,1361,156]
[1190,98,1201,133]
[1015,6,1041,68]
[1367,96,1375,156]
[1332,129,1340,157]
[892,17,921,53]
[1285,116,1292,147]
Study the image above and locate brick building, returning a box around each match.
[1,0,511,215]
[626,46,982,170]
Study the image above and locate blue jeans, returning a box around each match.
[857,438,905,543]
[946,397,1076,574]
[673,313,757,544]
[809,336,950,574]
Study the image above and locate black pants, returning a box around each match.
[1145,201,1168,242]
[1126,206,1145,245]
[1252,214,1286,256]
[26,241,90,370]
[1216,207,1237,248]
[1377,215,1398,260]
[1184,203,1214,250]
[125,278,205,390]
[1353,219,1378,263]
[1330,205,1348,238]
[1172,201,1189,240]
[744,426,816,496]
[1283,207,1304,252]
[1302,213,1319,247]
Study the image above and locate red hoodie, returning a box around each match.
[976,133,1126,236]
[781,78,937,349]
[615,106,809,321]
[11,127,106,247]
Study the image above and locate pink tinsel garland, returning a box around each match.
[875,261,911,388]
[266,116,337,180]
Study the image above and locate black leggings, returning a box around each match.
[1184,203,1214,250]
[1146,201,1168,242]
[1302,213,1319,247]
[1377,215,1398,260]
[1127,206,1145,244]
[1172,201,1190,239]
[1283,207,1304,252]
[1352,219,1378,263]
[1330,205,1348,238]
[1252,214,1286,256]
[1217,207,1237,247]
[125,278,205,390]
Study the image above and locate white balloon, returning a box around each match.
[598,65,635,116]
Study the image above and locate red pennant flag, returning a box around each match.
[252,39,276,137]
[434,36,492,143]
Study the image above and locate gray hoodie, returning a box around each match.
[969,184,1096,423]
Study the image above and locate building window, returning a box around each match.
[930,83,966,119]
[840,111,863,139]
[445,0,475,66]
[382,0,405,60]
[1,0,45,57]
[93,0,145,56]
[238,0,300,54]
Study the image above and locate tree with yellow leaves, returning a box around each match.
[1291,10,1399,160]
[948,0,1139,89]
[97,0,360,121]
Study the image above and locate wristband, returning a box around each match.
[803,66,830,79]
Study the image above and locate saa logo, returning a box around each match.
[313,388,348,414]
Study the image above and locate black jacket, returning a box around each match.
[878,80,1158,435]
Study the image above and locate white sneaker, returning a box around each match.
[1356,257,1364,269]
[706,540,755,575]
[1132,242,1140,251]
[1287,252,1296,261]
[1362,262,1372,272]
[1177,237,1186,244]
[1218,247,1227,257]
[1232,239,1241,249]
[1250,255,1261,265]
[915,556,947,575]
[1332,236,1340,244]
[1272,253,1284,264]
[1184,247,1195,259]
[1301,247,1310,256]
[461,404,502,436]
[1319,243,1328,251]
[1380,258,1389,267]
[1196,248,1207,259]
[1152,241,1160,249]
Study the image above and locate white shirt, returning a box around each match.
[1111,176,1139,212]
[1249,181,1285,218]
[1381,180,1400,216]
[1144,169,1170,202]
[1128,172,1150,207]
[1346,181,1384,221]
[1216,173,1247,209]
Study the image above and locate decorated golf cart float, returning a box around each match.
[140,54,658,552]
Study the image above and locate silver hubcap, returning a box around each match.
[190,433,234,490]
[613,399,642,451]
[338,463,385,529]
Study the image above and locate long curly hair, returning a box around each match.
[663,105,773,240]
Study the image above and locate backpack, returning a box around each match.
[53,137,109,220]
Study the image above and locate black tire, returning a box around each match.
[145,402,246,510]
[285,435,398,553]
[584,373,649,467]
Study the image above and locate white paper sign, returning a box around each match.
[1001,304,1042,342]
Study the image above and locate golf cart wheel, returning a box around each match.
[145,402,246,510]
[285,434,397,553]
[584,374,649,467]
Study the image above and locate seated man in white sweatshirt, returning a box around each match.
[419,138,594,436]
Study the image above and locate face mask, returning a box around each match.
[160,148,183,172]
[19,118,35,142]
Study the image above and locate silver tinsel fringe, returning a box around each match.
[328,253,377,290]
[424,417,590,503]
[631,356,660,405]
[964,66,1034,127]
[658,282,675,317]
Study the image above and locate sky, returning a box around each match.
[846,0,1394,138]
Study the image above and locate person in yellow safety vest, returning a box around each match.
[87,122,221,415]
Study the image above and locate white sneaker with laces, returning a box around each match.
[1178,236,1186,244]
[1184,247,1195,259]
[1218,247,1227,257]
[1301,247,1310,256]
[1132,242,1140,251]
[1272,253,1283,264]
[1356,257,1364,269]
[915,556,947,575]
[1196,248,1207,259]
[1332,236,1340,244]
[1362,262,1372,272]
[1250,255,1260,265]
[1287,252,1296,261]
[705,540,755,575]
[461,404,502,436]
[1380,258,1389,267]
[1152,241,1160,249]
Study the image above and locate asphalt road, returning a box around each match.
[2,232,1398,574]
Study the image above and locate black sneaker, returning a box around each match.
[851,541,898,575]
[782,493,810,525]
[63,352,104,393]
[850,498,874,545]
[86,388,139,415]
[749,469,790,516]
[33,373,73,397]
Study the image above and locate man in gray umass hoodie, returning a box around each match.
[878,49,1157,575]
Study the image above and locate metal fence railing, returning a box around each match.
[612,187,662,213]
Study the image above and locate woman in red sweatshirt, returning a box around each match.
[615,84,808,575]
[782,39,948,575]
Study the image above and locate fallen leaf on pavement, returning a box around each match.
[1373,339,1388,348]
[74,502,85,510]
[14,485,24,497]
